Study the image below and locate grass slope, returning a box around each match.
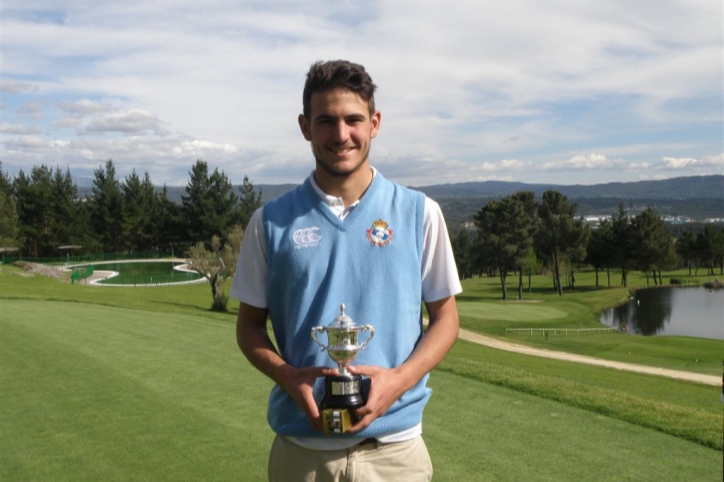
[2,300,721,481]
[1,265,723,480]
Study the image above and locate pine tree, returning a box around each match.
[238,175,263,229]
[90,160,124,254]
[474,195,532,300]
[610,203,635,287]
[14,165,54,257]
[153,185,183,256]
[50,166,80,250]
[122,170,156,252]
[536,190,588,295]
[182,160,239,246]
[586,219,615,287]
[631,207,674,285]
[0,162,18,248]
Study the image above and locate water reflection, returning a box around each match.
[600,287,724,340]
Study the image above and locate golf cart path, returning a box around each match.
[457,327,720,386]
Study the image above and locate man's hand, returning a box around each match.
[345,364,413,433]
[344,296,459,434]
[278,365,338,432]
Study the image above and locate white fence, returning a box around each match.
[505,328,617,336]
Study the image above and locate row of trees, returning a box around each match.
[3,161,723,303]
[0,160,262,259]
[675,225,724,276]
[452,190,724,299]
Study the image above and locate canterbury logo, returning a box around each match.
[292,227,322,248]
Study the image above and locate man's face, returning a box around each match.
[299,88,381,178]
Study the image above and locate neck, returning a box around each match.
[313,163,374,206]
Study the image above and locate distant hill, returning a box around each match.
[409,175,723,200]
[76,175,722,221]
[77,174,722,202]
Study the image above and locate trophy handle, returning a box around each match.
[311,327,327,351]
[358,325,375,350]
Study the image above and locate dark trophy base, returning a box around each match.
[321,374,364,434]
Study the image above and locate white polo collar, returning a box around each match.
[309,167,378,220]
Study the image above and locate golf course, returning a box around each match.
[1,264,722,481]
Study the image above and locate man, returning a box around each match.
[232,60,462,482]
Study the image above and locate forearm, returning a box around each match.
[236,302,335,430]
[236,303,292,386]
[395,296,460,391]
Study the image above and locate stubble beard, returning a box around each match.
[313,144,371,179]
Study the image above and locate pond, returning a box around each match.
[74,260,202,286]
[599,286,724,340]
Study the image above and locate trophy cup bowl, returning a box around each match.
[311,304,374,433]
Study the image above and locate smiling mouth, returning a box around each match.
[329,146,355,155]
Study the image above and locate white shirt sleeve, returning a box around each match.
[230,207,268,308]
[421,197,463,303]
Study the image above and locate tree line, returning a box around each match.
[0,160,262,260]
[451,190,724,299]
[2,161,723,301]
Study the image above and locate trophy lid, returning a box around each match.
[328,303,356,330]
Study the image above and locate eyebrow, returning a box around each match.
[313,113,367,123]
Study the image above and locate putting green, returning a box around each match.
[457,301,567,321]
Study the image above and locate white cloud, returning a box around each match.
[51,118,83,129]
[538,154,623,171]
[83,109,168,136]
[475,159,529,172]
[699,153,724,167]
[172,139,238,156]
[56,99,112,115]
[16,101,44,120]
[0,122,42,135]
[3,135,57,153]
[658,154,724,171]
[660,157,699,169]
[626,162,653,170]
[0,80,39,93]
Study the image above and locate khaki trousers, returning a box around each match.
[268,434,433,482]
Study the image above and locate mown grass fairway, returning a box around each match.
[456,300,567,321]
[1,300,273,482]
[1,265,722,481]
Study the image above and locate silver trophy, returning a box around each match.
[311,304,374,433]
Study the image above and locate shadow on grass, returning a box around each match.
[457,284,617,302]
[154,300,239,319]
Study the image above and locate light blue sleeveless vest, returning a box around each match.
[262,173,429,439]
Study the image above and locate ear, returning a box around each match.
[370,111,381,139]
[298,114,312,141]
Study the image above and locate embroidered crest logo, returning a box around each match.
[367,219,393,246]
[293,227,322,249]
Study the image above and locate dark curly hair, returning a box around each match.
[302,60,377,118]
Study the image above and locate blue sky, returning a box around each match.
[1,0,722,187]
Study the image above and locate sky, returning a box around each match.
[1,0,722,188]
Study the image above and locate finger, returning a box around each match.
[354,405,372,418]
[347,414,374,433]
[306,366,338,378]
[346,364,375,376]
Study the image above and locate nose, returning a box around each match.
[332,121,350,143]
